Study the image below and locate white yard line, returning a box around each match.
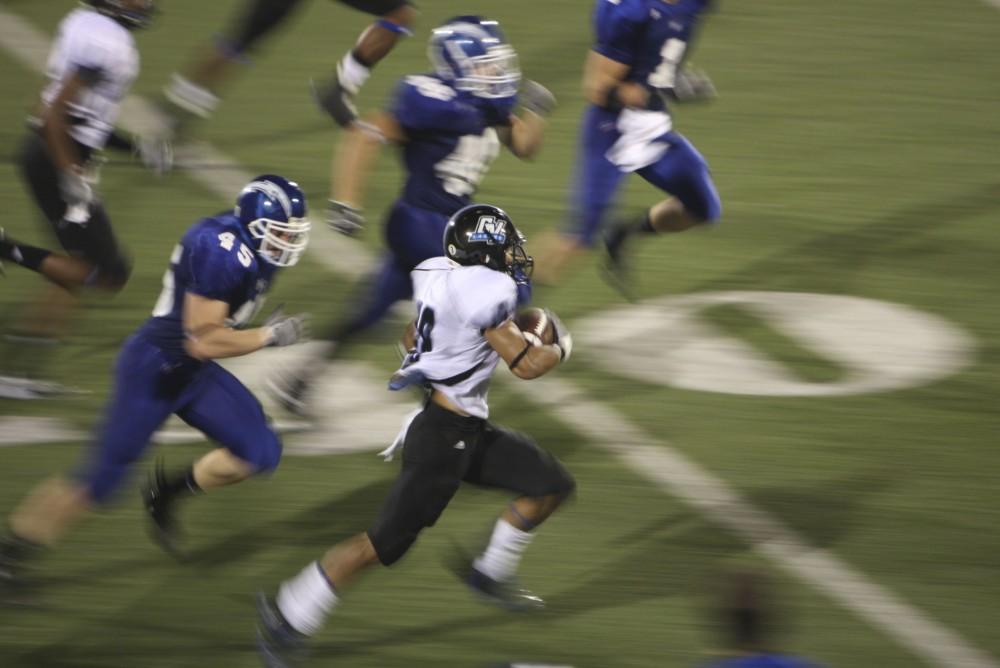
[2,8,996,667]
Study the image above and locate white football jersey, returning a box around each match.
[40,9,139,150]
[390,257,518,419]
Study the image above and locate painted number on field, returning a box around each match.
[573,291,974,397]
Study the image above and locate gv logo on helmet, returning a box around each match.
[470,215,507,245]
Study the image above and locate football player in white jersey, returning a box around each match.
[255,204,576,665]
[0,0,156,396]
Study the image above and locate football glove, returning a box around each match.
[544,309,573,362]
[264,307,310,347]
[135,135,174,176]
[672,68,717,103]
[327,199,365,236]
[58,168,93,209]
[521,80,557,117]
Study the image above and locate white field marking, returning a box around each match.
[573,292,975,397]
[0,417,85,447]
[504,372,1000,668]
[2,9,996,668]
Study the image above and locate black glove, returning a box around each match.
[327,199,365,236]
[521,80,557,117]
[544,309,573,362]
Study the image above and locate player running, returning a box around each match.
[0,175,311,591]
[0,0,162,397]
[266,15,556,416]
[255,204,576,667]
[533,0,721,294]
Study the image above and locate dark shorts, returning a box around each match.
[227,0,413,54]
[367,401,576,566]
[17,132,130,284]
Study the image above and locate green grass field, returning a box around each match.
[2,1,999,666]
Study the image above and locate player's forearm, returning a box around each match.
[42,106,82,172]
[330,126,384,206]
[583,51,649,109]
[184,325,271,361]
[510,344,561,380]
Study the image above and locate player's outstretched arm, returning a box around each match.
[327,111,408,234]
[183,294,307,360]
[485,320,562,380]
[499,81,556,160]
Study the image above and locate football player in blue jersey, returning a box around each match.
[0,175,311,589]
[533,0,721,294]
[266,15,557,416]
[159,0,417,133]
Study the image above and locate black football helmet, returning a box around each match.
[443,204,533,278]
[84,0,157,30]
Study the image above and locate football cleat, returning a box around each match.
[467,567,545,612]
[601,225,637,302]
[255,592,309,668]
[264,368,314,418]
[311,69,359,128]
[141,460,184,558]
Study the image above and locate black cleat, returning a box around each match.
[311,71,359,128]
[467,567,545,612]
[601,225,637,302]
[141,460,184,558]
[264,369,313,418]
[255,592,309,668]
[0,536,44,608]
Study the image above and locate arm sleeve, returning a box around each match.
[452,268,518,331]
[184,233,245,302]
[391,76,483,135]
[592,0,645,65]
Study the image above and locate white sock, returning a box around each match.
[276,561,340,635]
[164,74,219,118]
[473,519,535,582]
[337,52,370,94]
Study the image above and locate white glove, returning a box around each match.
[544,309,573,362]
[327,199,365,236]
[521,80,557,117]
[135,135,174,176]
[264,307,310,347]
[673,68,717,102]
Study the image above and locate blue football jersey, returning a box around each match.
[137,212,276,360]
[593,0,711,104]
[390,73,506,214]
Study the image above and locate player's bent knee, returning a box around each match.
[231,433,283,475]
[367,528,418,567]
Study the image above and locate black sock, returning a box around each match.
[635,212,657,235]
[161,466,202,501]
[0,237,52,273]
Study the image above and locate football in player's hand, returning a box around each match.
[515,307,555,346]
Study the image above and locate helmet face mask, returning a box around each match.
[429,17,521,99]
[87,0,158,30]
[444,204,533,278]
[235,175,311,268]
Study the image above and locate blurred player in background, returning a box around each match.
[533,0,721,295]
[0,175,311,592]
[265,15,557,416]
[698,569,827,668]
[255,205,576,666]
[159,0,417,134]
[0,0,159,398]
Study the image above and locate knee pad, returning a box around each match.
[100,255,133,290]
[232,431,283,474]
[368,527,418,567]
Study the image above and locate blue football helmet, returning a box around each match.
[85,0,158,30]
[234,175,311,267]
[428,16,521,99]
